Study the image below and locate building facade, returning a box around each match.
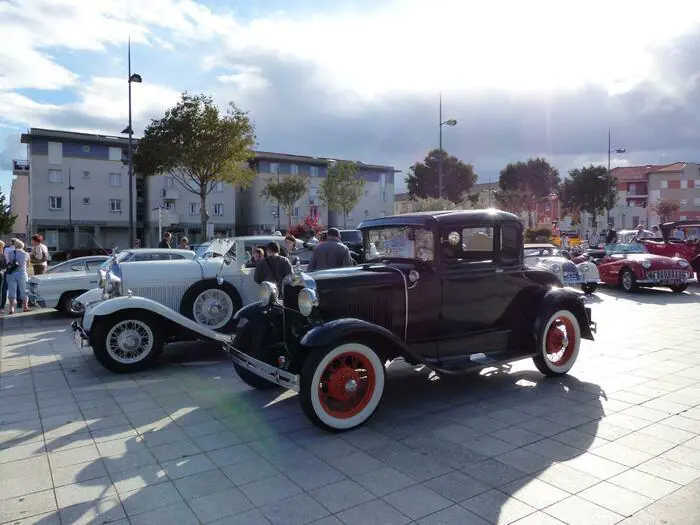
[9,164,29,240]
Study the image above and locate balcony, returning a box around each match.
[12,159,29,176]
[150,208,180,226]
[162,188,180,200]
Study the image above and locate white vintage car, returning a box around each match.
[524,243,600,294]
[71,235,312,372]
[27,249,196,316]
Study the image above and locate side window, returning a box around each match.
[442,226,494,263]
[500,223,521,265]
[133,254,153,261]
[87,260,105,270]
[168,254,184,260]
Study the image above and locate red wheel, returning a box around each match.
[300,343,385,432]
[533,310,581,376]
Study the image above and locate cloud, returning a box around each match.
[0,133,24,172]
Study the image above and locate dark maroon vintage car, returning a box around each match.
[597,242,693,293]
[640,220,700,278]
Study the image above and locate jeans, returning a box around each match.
[0,272,6,309]
[5,271,27,302]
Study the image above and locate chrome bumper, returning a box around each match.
[71,320,90,348]
[225,341,300,392]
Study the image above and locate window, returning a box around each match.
[293,207,299,217]
[365,226,434,261]
[309,186,318,204]
[164,176,175,188]
[109,173,122,187]
[290,164,299,175]
[165,201,175,211]
[48,169,63,183]
[87,260,105,271]
[632,216,640,227]
[82,170,90,178]
[269,162,279,174]
[545,203,551,211]
[695,180,700,188]
[49,196,62,210]
[680,199,688,206]
[443,226,494,263]
[82,198,90,206]
[213,203,224,216]
[500,223,521,265]
[629,183,637,194]
[189,202,199,215]
[48,142,62,164]
[661,180,668,189]
[681,180,688,189]
[110,199,122,212]
[694,198,700,206]
[680,215,688,220]
[380,190,388,202]
[108,147,122,161]
[212,181,223,192]
[310,166,319,177]
[380,173,386,189]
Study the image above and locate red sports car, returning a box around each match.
[597,242,693,293]
[640,220,700,278]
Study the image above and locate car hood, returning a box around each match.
[311,263,407,294]
[623,253,691,268]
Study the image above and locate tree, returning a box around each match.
[133,93,256,239]
[0,190,16,235]
[289,214,323,238]
[564,165,617,229]
[412,197,458,212]
[260,175,310,229]
[494,189,530,215]
[499,158,560,227]
[653,198,680,223]
[319,161,365,228]
[466,193,481,208]
[406,149,478,203]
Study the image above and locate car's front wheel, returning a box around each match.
[581,283,598,294]
[670,284,688,293]
[533,310,581,377]
[300,342,385,432]
[620,268,638,293]
[58,291,86,317]
[91,312,164,373]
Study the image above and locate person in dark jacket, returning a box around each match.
[158,232,172,248]
[254,242,293,289]
[605,225,618,244]
[284,234,300,266]
[307,227,353,271]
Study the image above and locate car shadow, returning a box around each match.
[2,309,608,525]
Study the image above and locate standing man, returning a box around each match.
[307,227,353,271]
[254,241,293,290]
[605,224,618,244]
[158,232,172,248]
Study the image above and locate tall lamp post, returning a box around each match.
[124,38,142,248]
[607,127,626,226]
[67,167,75,248]
[438,93,457,199]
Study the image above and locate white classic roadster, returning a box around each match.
[524,243,600,294]
[71,235,311,372]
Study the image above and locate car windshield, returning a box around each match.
[363,226,434,262]
[340,230,362,244]
[606,243,648,255]
[524,248,557,258]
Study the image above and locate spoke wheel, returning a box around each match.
[545,316,576,367]
[318,352,376,419]
[192,289,234,330]
[106,320,154,364]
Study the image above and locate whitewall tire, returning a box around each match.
[532,309,581,377]
[91,312,165,373]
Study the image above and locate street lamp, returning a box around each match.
[67,168,75,248]
[607,127,626,225]
[123,38,142,248]
[438,93,457,199]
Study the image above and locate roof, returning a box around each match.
[610,164,667,182]
[358,208,520,229]
[650,162,687,174]
[254,151,396,172]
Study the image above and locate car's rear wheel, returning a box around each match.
[300,342,385,432]
[533,310,581,377]
[620,268,638,293]
[670,284,688,293]
[58,291,86,317]
[581,283,598,294]
[91,312,164,373]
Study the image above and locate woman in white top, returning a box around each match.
[30,234,49,275]
[5,239,30,314]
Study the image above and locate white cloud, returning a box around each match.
[216,66,269,92]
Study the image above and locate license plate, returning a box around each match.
[563,275,580,283]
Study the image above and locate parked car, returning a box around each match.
[27,256,110,314]
[228,210,596,432]
[640,220,700,278]
[71,236,311,371]
[48,248,112,263]
[524,243,600,294]
[597,242,693,293]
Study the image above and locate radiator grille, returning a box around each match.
[647,269,689,281]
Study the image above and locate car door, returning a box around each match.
[438,223,505,367]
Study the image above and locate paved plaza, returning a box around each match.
[2,287,700,525]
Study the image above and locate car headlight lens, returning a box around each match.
[259,281,278,306]
[298,288,319,317]
[679,259,689,268]
[642,260,652,269]
[551,264,561,273]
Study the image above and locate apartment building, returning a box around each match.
[236,152,395,234]
[648,162,700,222]
[9,166,29,239]
[18,128,142,251]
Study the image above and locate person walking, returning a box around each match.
[5,239,30,314]
[307,227,353,271]
[30,234,49,275]
[179,237,191,250]
[254,241,293,290]
[158,232,172,248]
[0,240,7,314]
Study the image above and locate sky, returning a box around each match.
[3,0,700,198]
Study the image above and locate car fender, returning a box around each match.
[300,318,411,361]
[576,261,600,282]
[534,288,594,341]
[82,295,230,343]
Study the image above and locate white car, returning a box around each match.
[71,236,312,373]
[28,249,196,316]
[524,243,600,294]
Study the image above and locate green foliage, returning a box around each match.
[494,189,529,214]
[525,227,553,243]
[498,158,560,227]
[411,197,458,212]
[261,175,310,228]
[133,92,256,236]
[466,193,480,207]
[563,165,616,228]
[653,198,680,222]
[0,191,16,235]
[406,149,478,203]
[319,161,365,228]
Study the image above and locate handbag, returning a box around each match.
[5,249,20,275]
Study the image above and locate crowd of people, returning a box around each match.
[0,234,49,315]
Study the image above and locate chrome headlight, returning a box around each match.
[579,263,589,272]
[642,260,652,269]
[550,263,561,273]
[679,259,689,268]
[98,269,107,288]
[103,272,122,298]
[259,281,278,306]
[298,288,319,317]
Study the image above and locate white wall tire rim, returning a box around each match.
[310,343,385,430]
[541,310,580,374]
[106,320,154,364]
[192,289,234,330]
